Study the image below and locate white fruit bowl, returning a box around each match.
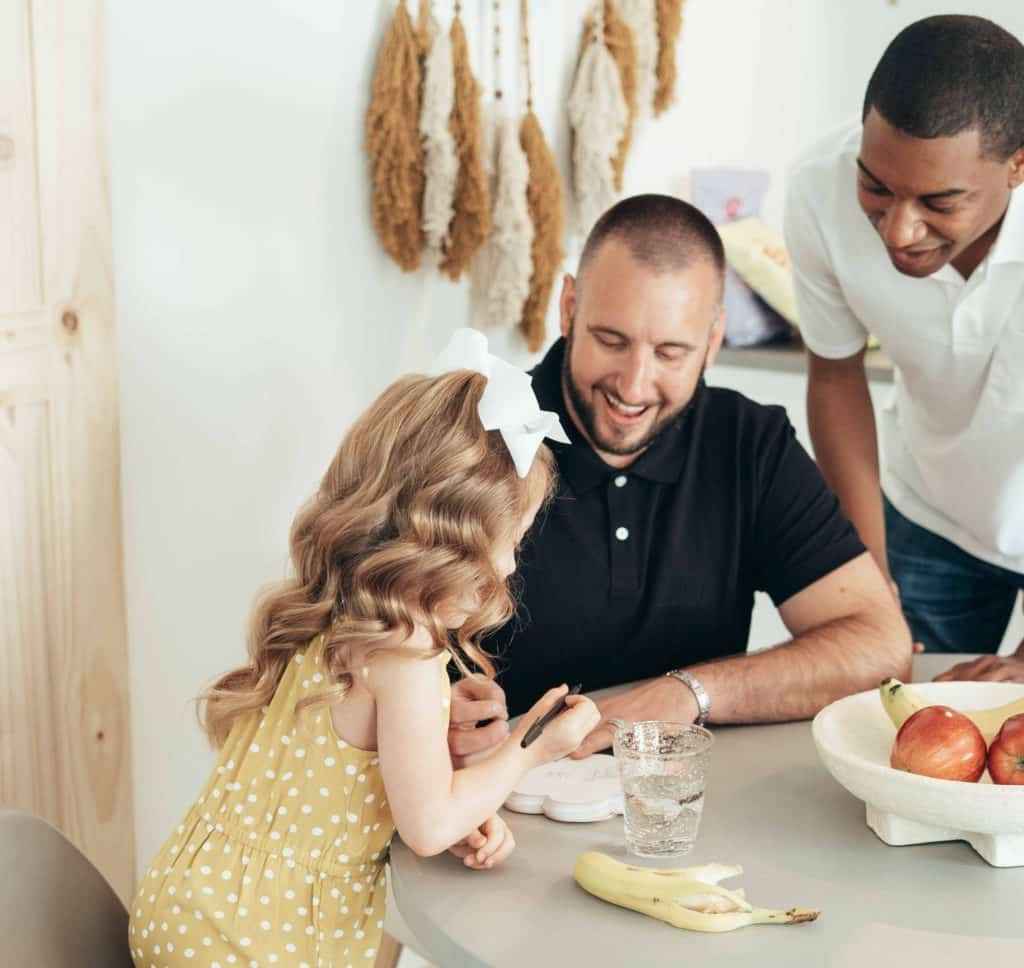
[812,681,1024,867]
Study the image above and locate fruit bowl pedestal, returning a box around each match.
[813,681,1024,867]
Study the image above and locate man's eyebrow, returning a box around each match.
[920,187,968,200]
[857,158,968,200]
[587,324,698,352]
[856,158,884,185]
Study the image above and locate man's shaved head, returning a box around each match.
[577,193,726,297]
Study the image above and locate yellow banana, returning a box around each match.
[878,678,926,728]
[572,852,819,933]
[879,678,1024,744]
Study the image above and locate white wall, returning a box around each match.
[110,0,1024,870]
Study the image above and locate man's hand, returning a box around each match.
[447,814,516,870]
[448,676,509,769]
[933,647,1024,683]
[570,678,698,758]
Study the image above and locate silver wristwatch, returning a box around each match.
[665,669,711,725]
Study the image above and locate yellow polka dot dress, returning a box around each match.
[130,635,450,968]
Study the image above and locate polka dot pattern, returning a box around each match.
[130,636,450,966]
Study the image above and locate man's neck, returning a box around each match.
[950,212,1006,280]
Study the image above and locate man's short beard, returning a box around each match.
[561,323,705,457]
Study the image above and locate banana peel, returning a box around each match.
[573,852,820,933]
[879,678,1024,744]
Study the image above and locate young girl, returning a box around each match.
[129,338,599,968]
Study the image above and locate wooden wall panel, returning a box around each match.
[0,0,43,314]
[0,398,64,825]
[0,0,135,903]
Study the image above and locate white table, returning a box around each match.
[391,655,1024,967]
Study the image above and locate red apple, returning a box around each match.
[890,705,986,782]
[987,713,1024,786]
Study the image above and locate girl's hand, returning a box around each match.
[511,686,602,765]
[447,814,516,870]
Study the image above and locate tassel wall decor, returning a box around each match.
[478,117,534,328]
[577,1,637,192]
[468,103,499,328]
[519,0,565,353]
[440,2,492,281]
[569,3,629,237]
[472,2,533,330]
[366,1,425,272]
[654,0,685,115]
[618,0,658,117]
[415,0,432,53]
[419,6,459,261]
[601,0,638,191]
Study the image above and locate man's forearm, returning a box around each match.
[807,352,888,577]
[593,610,909,728]
[688,608,911,723]
[579,596,911,756]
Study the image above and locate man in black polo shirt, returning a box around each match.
[449,194,910,761]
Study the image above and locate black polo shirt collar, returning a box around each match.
[531,337,699,493]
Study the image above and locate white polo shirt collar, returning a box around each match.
[989,183,1024,265]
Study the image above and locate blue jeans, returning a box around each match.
[885,495,1024,653]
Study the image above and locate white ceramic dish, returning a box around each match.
[504,755,624,822]
[812,681,1024,867]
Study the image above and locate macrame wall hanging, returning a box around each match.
[654,0,686,115]
[366,0,426,272]
[569,2,629,237]
[598,0,639,191]
[365,0,689,344]
[471,0,533,331]
[441,1,492,281]
[518,0,565,353]
[618,0,658,122]
[419,1,459,263]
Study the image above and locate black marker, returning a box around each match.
[520,683,583,749]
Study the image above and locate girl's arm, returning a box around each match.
[363,628,596,857]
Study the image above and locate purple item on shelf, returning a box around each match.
[690,168,791,348]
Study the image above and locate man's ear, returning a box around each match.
[1008,146,1024,189]
[705,305,727,368]
[558,273,576,338]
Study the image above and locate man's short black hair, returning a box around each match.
[578,194,725,288]
[863,15,1024,160]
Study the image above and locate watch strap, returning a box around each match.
[665,669,711,725]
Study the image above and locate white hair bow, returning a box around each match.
[430,328,570,477]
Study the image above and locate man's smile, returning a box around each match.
[599,388,655,426]
[886,243,948,273]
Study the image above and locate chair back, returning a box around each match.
[0,809,133,967]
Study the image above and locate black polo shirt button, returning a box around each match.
[615,526,630,541]
[614,474,628,487]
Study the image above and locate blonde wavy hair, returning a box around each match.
[199,370,556,747]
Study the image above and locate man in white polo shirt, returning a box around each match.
[786,15,1024,682]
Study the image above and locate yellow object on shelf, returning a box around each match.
[717,217,799,326]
